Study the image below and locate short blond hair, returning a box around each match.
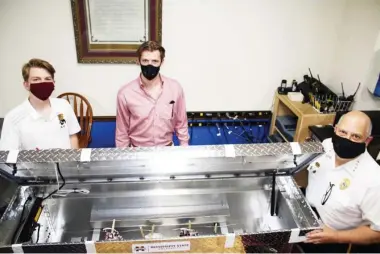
[22,58,55,81]
[136,41,165,61]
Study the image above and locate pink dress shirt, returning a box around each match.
[116,75,189,147]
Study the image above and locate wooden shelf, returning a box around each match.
[270,92,335,142]
[276,94,322,117]
[274,126,289,142]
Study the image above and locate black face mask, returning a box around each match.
[141,64,160,80]
[332,133,366,159]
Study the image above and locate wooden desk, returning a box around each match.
[270,92,335,187]
[270,93,335,142]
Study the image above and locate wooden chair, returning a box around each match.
[57,92,93,148]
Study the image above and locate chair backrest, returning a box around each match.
[57,92,93,148]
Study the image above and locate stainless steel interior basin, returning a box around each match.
[0,142,323,252]
[35,176,299,243]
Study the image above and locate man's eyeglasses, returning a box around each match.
[321,182,335,205]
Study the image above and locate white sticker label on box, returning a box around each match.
[11,243,23,253]
[225,233,236,248]
[132,241,190,253]
[224,144,236,157]
[80,148,92,162]
[290,142,302,155]
[6,150,19,164]
[85,241,96,253]
[288,228,307,243]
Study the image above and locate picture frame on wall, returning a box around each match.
[70,0,162,64]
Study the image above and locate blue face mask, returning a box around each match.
[141,64,160,80]
[332,133,365,159]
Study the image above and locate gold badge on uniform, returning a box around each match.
[309,161,320,173]
[58,113,66,128]
[339,178,351,190]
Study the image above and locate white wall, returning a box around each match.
[0,0,380,117]
[353,29,380,110]
[326,0,380,110]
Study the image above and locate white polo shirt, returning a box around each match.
[306,138,380,231]
[0,98,81,150]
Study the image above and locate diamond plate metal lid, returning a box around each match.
[0,142,324,180]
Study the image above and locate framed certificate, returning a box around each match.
[70,0,162,64]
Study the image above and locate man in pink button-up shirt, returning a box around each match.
[115,41,189,147]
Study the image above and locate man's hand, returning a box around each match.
[305,226,339,244]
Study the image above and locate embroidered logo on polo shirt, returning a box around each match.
[58,113,66,128]
[339,178,351,190]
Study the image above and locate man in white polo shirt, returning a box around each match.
[299,111,380,253]
[0,58,81,150]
